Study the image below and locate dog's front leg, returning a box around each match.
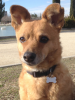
[19,87,27,100]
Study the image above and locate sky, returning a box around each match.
[3,0,71,16]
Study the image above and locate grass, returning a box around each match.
[0,57,75,100]
[0,37,16,42]
[0,65,22,100]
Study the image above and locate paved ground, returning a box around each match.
[0,30,75,67]
[60,31,75,58]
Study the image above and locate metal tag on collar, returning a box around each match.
[46,68,57,83]
[33,72,36,77]
[46,77,57,83]
[50,68,52,77]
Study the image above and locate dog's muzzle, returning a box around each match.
[23,52,36,63]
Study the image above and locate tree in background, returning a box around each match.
[31,13,37,18]
[70,0,75,18]
[53,0,60,4]
[0,0,5,22]
[40,13,41,19]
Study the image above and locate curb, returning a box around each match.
[63,55,75,59]
[0,56,75,68]
[0,63,21,68]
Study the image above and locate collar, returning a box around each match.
[27,65,57,78]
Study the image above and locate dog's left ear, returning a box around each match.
[42,3,64,31]
[10,5,30,30]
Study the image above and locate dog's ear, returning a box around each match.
[10,5,30,30]
[42,3,64,31]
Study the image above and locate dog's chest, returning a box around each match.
[24,75,55,99]
[19,71,58,100]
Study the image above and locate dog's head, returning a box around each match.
[10,3,64,71]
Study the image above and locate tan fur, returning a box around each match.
[10,3,74,100]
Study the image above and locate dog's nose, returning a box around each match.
[23,52,36,63]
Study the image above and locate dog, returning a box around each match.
[10,3,74,100]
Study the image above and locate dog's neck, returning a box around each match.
[26,65,57,78]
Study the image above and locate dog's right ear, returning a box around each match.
[42,3,64,31]
[10,5,30,30]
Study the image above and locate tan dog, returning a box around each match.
[10,3,74,100]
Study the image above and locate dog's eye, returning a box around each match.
[20,37,25,43]
[40,36,49,43]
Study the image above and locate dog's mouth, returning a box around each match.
[21,53,46,66]
[21,57,43,66]
[24,61,36,66]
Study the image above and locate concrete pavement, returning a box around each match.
[0,31,75,67]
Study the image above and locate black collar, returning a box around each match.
[27,65,57,78]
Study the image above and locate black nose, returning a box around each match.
[23,52,36,63]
